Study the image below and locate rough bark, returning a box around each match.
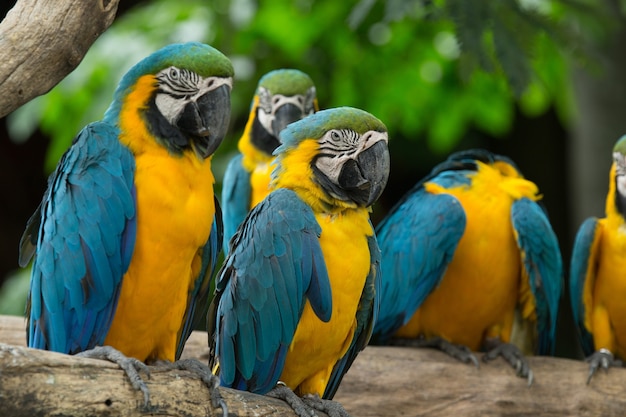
[2,314,626,416]
[0,316,324,417]
[0,0,119,118]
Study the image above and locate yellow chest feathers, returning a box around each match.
[425,160,540,212]
[105,74,217,361]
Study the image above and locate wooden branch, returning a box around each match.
[0,0,119,118]
[2,314,626,416]
[0,316,314,417]
[0,343,315,417]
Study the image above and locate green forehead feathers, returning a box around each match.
[258,69,315,96]
[277,107,387,152]
[128,42,232,81]
[614,135,626,155]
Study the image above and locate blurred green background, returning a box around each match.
[2,0,625,359]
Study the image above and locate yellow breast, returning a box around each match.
[103,75,217,362]
[589,217,626,357]
[237,98,276,210]
[250,162,273,208]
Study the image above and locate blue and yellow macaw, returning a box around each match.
[221,69,318,252]
[570,135,626,383]
[208,107,389,416]
[18,42,232,409]
[371,149,563,383]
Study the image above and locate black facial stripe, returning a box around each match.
[145,97,190,155]
[162,82,197,95]
[158,68,200,95]
[616,176,626,216]
[251,114,280,155]
[316,151,337,161]
[311,162,347,203]
[318,144,357,158]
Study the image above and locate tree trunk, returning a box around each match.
[568,5,626,231]
[0,0,119,117]
[2,315,626,416]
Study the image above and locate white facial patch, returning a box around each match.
[154,66,233,125]
[256,86,316,135]
[614,151,626,198]
[315,129,388,183]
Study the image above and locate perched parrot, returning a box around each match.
[19,42,232,410]
[570,135,626,383]
[208,107,390,417]
[370,149,563,384]
[221,69,318,252]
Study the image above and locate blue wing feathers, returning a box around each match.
[511,197,563,355]
[372,187,466,344]
[219,327,236,384]
[209,188,332,394]
[237,314,256,379]
[271,257,298,342]
[569,217,599,356]
[304,232,332,323]
[120,188,137,269]
[256,284,281,359]
[24,121,136,354]
[222,154,252,254]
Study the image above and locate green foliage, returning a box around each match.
[0,268,29,316]
[8,0,220,172]
[6,0,599,172]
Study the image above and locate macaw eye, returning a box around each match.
[331,131,341,141]
[169,67,180,80]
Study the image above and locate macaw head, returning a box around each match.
[612,135,626,212]
[273,107,390,210]
[105,42,234,160]
[250,69,318,156]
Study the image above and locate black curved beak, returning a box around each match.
[177,84,231,159]
[338,140,390,207]
[272,103,305,137]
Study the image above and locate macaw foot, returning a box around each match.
[392,336,480,368]
[483,342,533,386]
[267,383,352,417]
[267,383,316,417]
[152,358,227,417]
[586,348,623,384]
[302,393,352,417]
[76,345,151,406]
